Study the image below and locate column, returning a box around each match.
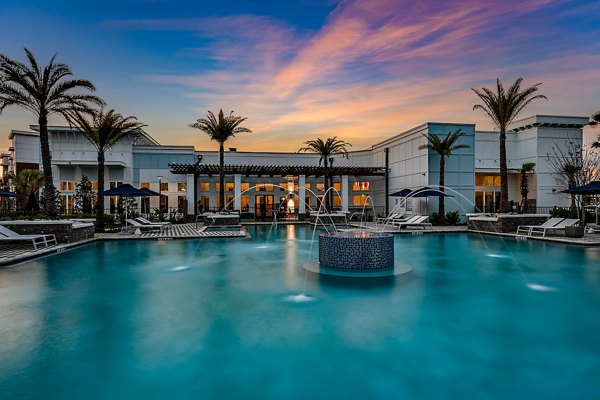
[234,174,242,211]
[298,175,306,214]
[341,175,349,212]
[186,173,195,216]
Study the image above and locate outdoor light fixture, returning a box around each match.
[157,176,163,194]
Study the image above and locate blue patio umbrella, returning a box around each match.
[562,181,600,224]
[562,181,600,195]
[0,188,21,197]
[408,189,452,216]
[98,184,148,231]
[138,187,163,197]
[389,188,414,197]
[410,189,452,198]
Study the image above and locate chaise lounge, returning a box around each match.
[126,219,167,232]
[0,225,57,250]
[135,217,172,229]
[529,218,579,237]
[516,217,565,236]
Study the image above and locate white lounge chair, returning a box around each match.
[135,217,172,229]
[516,217,564,236]
[390,214,421,229]
[398,215,432,229]
[0,225,57,250]
[126,219,166,232]
[530,218,579,237]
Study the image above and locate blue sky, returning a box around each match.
[1,0,599,152]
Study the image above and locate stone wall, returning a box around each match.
[0,221,95,243]
[468,215,549,233]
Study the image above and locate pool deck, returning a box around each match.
[2,222,599,267]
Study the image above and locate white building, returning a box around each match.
[3,114,589,220]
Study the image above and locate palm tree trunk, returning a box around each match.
[219,143,225,212]
[38,113,58,219]
[96,151,105,232]
[439,157,445,224]
[499,131,509,213]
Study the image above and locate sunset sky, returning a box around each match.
[1,0,599,152]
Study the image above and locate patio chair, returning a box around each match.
[516,217,564,236]
[530,218,579,237]
[397,215,432,229]
[0,225,57,250]
[126,219,166,232]
[135,217,172,229]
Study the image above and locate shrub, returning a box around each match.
[445,210,460,225]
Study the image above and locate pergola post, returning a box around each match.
[299,175,306,214]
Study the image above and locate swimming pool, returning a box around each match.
[1,225,599,399]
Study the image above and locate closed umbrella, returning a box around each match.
[98,184,147,232]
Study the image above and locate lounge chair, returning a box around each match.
[126,219,166,232]
[530,218,579,237]
[0,225,57,250]
[135,217,172,229]
[390,214,421,229]
[397,215,432,229]
[516,217,564,236]
[375,212,406,225]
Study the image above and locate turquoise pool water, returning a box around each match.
[1,225,600,399]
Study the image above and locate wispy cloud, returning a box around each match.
[115,0,600,151]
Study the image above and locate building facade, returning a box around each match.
[3,114,589,219]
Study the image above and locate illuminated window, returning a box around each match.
[475,175,500,187]
[333,183,341,191]
[160,182,168,192]
[316,183,325,191]
[241,183,250,191]
[200,182,210,191]
[241,195,250,212]
[60,181,75,191]
[353,181,370,191]
[140,182,150,189]
[353,195,369,206]
[225,183,234,192]
[178,183,187,192]
[305,183,311,189]
[256,183,273,192]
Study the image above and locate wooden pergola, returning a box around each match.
[168,163,386,177]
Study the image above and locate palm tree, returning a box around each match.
[299,137,352,211]
[419,129,469,222]
[590,111,600,149]
[0,48,104,219]
[66,108,146,232]
[189,110,251,212]
[519,162,536,213]
[472,78,547,212]
[8,169,45,211]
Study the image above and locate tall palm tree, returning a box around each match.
[0,48,104,219]
[590,111,600,149]
[65,108,146,232]
[189,109,251,211]
[472,78,547,212]
[299,137,352,210]
[419,129,469,222]
[519,162,536,213]
[8,169,45,211]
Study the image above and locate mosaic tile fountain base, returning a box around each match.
[319,231,394,269]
